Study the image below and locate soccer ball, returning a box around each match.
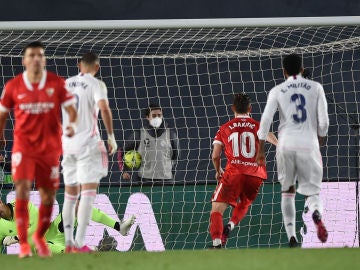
[124,150,142,169]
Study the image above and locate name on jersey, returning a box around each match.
[230,159,258,166]
[68,81,89,89]
[19,102,55,114]
[228,122,255,130]
[281,82,312,93]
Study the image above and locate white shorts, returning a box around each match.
[62,141,108,185]
[276,148,323,196]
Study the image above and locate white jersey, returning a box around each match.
[258,74,329,151]
[62,73,108,154]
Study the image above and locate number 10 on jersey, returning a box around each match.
[228,132,256,158]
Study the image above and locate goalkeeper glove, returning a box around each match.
[107,134,118,155]
[2,235,19,246]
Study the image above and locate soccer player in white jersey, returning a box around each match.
[61,52,123,253]
[256,54,329,247]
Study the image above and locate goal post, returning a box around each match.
[0,17,359,251]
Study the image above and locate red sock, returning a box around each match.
[210,212,223,240]
[35,203,53,238]
[230,201,251,225]
[15,198,29,244]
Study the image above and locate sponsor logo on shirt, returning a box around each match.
[19,102,55,114]
[230,159,258,166]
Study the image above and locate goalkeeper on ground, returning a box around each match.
[45,207,135,253]
[0,200,38,250]
[1,199,135,253]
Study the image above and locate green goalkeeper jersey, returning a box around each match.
[0,201,38,248]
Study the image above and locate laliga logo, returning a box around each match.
[6,191,165,253]
[91,192,165,251]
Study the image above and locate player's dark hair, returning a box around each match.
[302,68,312,79]
[22,41,45,55]
[80,52,99,65]
[145,103,162,117]
[282,53,303,76]
[233,93,251,114]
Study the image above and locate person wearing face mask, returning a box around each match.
[121,104,179,184]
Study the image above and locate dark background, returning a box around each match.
[1,0,360,21]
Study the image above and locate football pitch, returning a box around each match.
[1,248,358,270]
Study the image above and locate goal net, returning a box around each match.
[0,18,359,251]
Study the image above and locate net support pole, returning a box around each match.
[353,125,360,246]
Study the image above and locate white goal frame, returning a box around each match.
[0,16,360,30]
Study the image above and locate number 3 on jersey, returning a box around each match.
[291,93,307,123]
[228,132,255,158]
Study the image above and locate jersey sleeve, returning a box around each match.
[213,127,224,146]
[58,77,76,107]
[317,84,329,137]
[258,88,278,140]
[0,82,14,112]
[94,80,108,103]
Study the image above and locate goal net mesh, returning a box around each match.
[0,24,359,251]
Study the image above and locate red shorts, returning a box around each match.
[211,171,263,207]
[11,151,60,190]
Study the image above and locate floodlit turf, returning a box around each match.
[1,248,359,270]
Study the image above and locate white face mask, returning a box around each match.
[149,117,163,128]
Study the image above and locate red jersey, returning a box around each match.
[0,71,74,156]
[213,115,267,179]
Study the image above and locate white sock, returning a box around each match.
[306,194,323,216]
[281,193,296,241]
[75,189,96,248]
[62,192,78,247]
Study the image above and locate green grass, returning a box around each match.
[1,248,359,270]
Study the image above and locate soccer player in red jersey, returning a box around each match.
[209,93,277,248]
[0,41,77,258]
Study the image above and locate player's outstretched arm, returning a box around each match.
[255,140,266,166]
[212,143,224,181]
[266,132,278,146]
[318,136,326,147]
[0,201,38,247]
[98,99,117,155]
[63,104,78,137]
[317,84,329,147]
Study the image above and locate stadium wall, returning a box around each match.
[1,0,360,20]
[2,182,358,251]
